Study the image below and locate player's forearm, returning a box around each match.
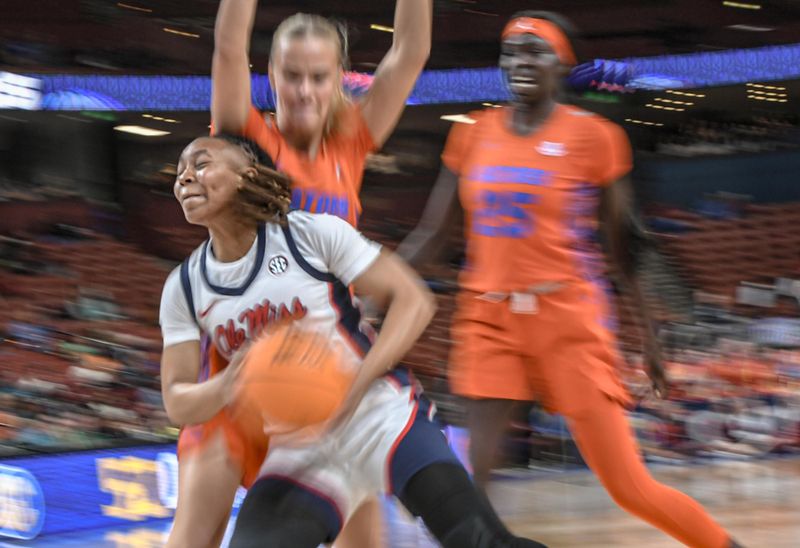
[359,282,435,383]
[164,376,226,426]
[212,0,258,133]
[214,0,258,59]
[390,0,432,66]
[396,227,446,269]
[397,167,460,268]
[623,273,658,342]
[603,210,657,341]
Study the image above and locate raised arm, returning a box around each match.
[396,165,462,269]
[359,0,432,147]
[211,0,259,134]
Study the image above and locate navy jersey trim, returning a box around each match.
[281,217,372,354]
[385,366,415,390]
[200,224,266,296]
[280,222,336,282]
[179,259,198,325]
[328,281,372,356]
[387,398,459,496]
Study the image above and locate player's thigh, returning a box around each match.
[535,339,629,418]
[449,297,533,401]
[168,429,242,548]
[333,496,384,548]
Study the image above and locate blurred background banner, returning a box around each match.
[4,43,800,112]
[0,445,181,540]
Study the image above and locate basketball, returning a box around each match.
[232,325,355,435]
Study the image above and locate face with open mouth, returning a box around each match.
[500,33,563,104]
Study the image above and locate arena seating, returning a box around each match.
[2,197,799,460]
[656,202,800,316]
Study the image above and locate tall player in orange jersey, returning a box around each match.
[164,1,432,547]
[399,11,743,548]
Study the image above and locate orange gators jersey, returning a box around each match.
[442,105,632,292]
[238,103,376,227]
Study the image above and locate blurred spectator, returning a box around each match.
[66,287,125,321]
[653,115,800,157]
[5,308,54,350]
[0,235,46,274]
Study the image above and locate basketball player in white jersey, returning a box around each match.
[159,134,546,547]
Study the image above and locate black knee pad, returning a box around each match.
[399,463,547,548]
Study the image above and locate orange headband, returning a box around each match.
[502,17,576,66]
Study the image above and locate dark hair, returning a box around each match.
[506,10,581,63]
[212,133,292,225]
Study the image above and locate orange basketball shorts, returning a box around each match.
[449,281,631,418]
[177,408,269,489]
[176,340,268,489]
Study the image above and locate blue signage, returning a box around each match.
[0,445,190,539]
[0,464,46,540]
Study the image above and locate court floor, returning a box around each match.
[4,457,798,547]
[492,457,800,547]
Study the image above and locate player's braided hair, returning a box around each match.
[213,133,292,226]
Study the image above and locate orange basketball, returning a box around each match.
[232,325,354,436]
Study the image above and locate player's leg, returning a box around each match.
[450,292,534,490]
[388,395,547,548]
[466,398,517,489]
[333,496,384,548]
[534,284,737,548]
[228,477,338,548]
[167,429,242,548]
[209,516,232,548]
[567,387,735,548]
[399,462,546,548]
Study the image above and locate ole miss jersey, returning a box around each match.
[442,104,632,292]
[159,211,381,371]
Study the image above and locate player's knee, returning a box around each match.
[399,463,547,547]
[603,476,655,514]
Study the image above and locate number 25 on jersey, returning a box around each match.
[472,190,537,238]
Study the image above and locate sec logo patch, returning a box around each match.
[268,255,289,276]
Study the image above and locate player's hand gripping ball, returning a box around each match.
[232,325,355,436]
